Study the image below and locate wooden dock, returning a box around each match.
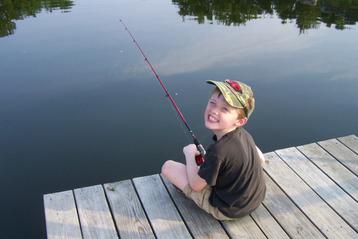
[44,135,358,239]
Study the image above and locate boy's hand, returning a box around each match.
[183,144,200,158]
[183,144,207,191]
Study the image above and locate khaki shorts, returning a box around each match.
[182,185,233,221]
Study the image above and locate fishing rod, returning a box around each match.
[119,19,205,166]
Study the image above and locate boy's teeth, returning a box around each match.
[209,115,218,122]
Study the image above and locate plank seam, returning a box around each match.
[274,150,358,233]
[71,190,84,239]
[263,168,326,237]
[297,144,358,203]
[337,136,358,155]
[217,220,232,239]
[101,184,121,238]
[317,141,358,177]
[159,174,195,239]
[130,178,158,239]
[249,214,269,239]
[260,203,292,239]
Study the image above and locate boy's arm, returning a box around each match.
[255,145,267,165]
[184,144,207,192]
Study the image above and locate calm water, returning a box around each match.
[1,0,358,238]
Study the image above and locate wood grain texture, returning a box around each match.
[338,135,358,154]
[318,139,358,175]
[104,180,155,239]
[264,152,357,238]
[298,143,358,201]
[250,204,289,239]
[276,147,358,231]
[133,174,192,239]
[161,175,228,239]
[262,173,324,239]
[44,135,358,239]
[74,185,118,239]
[222,215,266,239]
[44,190,82,239]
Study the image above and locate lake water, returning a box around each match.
[1,0,358,238]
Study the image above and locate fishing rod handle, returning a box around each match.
[195,144,206,166]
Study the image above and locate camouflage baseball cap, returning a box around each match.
[207,79,255,118]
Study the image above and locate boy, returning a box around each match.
[161,79,266,220]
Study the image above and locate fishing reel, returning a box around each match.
[195,143,206,166]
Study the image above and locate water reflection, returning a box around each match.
[0,0,74,37]
[1,0,357,38]
[172,0,358,32]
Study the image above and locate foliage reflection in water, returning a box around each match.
[0,0,357,238]
[2,0,358,37]
[172,0,358,32]
[0,0,74,37]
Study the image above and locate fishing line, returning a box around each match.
[119,19,205,165]
[168,94,193,144]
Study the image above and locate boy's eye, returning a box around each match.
[209,100,216,105]
[222,107,229,112]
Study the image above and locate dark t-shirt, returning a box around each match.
[198,127,266,218]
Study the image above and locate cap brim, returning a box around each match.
[207,80,244,109]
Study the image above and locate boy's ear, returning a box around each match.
[235,117,248,127]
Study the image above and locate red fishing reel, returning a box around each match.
[195,143,206,166]
[195,154,205,166]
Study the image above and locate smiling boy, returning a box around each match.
[161,79,266,220]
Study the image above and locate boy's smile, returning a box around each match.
[204,91,246,140]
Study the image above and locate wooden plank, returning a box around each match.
[221,216,266,239]
[338,135,358,154]
[298,143,358,201]
[276,147,358,231]
[133,174,192,239]
[74,185,118,239]
[161,176,229,239]
[250,204,290,239]
[318,139,358,175]
[264,152,357,238]
[44,190,83,239]
[103,180,155,239]
[262,173,324,238]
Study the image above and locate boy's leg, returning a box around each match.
[161,160,232,220]
[161,160,188,191]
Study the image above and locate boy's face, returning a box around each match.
[204,91,247,136]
